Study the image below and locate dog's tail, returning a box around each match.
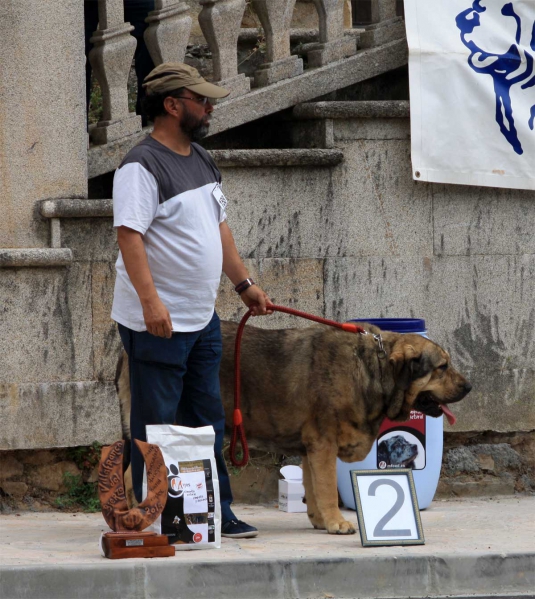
[115,350,132,441]
[115,350,137,508]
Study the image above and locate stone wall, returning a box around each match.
[438,430,535,497]
[1,101,534,466]
[2,431,532,510]
[0,445,282,510]
[0,222,122,450]
[0,0,87,249]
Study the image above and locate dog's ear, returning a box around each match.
[410,351,434,381]
[386,345,414,420]
[388,342,441,420]
[389,344,418,391]
[390,344,437,387]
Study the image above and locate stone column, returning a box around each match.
[89,0,142,144]
[0,0,87,248]
[252,0,304,87]
[198,0,251,99]
[359,0,405,48]
[144,0,193,65]
[371,0,397,22]
[306,0,357,67]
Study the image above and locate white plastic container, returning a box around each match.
[279,465,307,512]
[336,319,443,510]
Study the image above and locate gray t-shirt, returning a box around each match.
[111,136,227,332]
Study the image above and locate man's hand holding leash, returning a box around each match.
[239,284,273,316]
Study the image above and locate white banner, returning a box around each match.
[406,0,535,190]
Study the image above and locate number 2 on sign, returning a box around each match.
[368,479,411,537]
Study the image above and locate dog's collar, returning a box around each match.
[361,331,387,359]
[373,333,387,359]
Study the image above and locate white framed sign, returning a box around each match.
[350,469,425,547]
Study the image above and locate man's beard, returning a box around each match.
[180,108,210,142]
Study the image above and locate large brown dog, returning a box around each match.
[117,321,471,535]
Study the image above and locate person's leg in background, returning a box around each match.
[178,312,259,538]
[118,324,190,503]
[124,0,155,126]
[84,0,100,121]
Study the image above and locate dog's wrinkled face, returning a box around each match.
[388,335,472,425]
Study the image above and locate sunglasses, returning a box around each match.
[175,95,210,106]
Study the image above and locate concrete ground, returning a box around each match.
[0,497,533,599]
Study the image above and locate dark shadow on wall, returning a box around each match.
[352,0,405,25]
[316,66,409,102]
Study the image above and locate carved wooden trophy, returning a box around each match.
[98,440,175,559]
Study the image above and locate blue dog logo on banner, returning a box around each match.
[456,0,535,155]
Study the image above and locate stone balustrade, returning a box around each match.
[88,0,142,144]
[86,0,405,146]
[89,37,408,177]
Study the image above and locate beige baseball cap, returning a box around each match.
[142,62,230,99]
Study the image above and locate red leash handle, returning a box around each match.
[229,305,367,467]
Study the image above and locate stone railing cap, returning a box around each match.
[293,101,410,120]
[0,248,73,268]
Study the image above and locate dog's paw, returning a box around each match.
[326,519,356,535]
[307,512,326,530]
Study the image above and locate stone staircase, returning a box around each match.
[0,0,409,454]
[86,0,403,147]
[88,32,406,178]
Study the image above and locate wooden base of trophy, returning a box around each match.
[101,531,175,559]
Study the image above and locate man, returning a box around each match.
[112,62,272,538]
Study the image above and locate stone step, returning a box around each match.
[44,149,344,221]
[289,100,410,148]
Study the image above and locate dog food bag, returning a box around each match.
[144,424,221,550]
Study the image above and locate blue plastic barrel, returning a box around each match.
[336,318,443,510]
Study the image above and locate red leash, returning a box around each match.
[229,305,367,467]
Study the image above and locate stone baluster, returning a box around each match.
[198,0,250,99]
[251,0,303,88]
[306,0,357,67]
[371,0,397,22]
[89,0,142,144]
[359,0,405,48]
[144,0,192,65]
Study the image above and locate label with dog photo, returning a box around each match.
[376,411,426,470]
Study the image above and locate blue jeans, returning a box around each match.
[118,312,236,523]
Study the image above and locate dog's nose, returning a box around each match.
[464,382,472,393]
